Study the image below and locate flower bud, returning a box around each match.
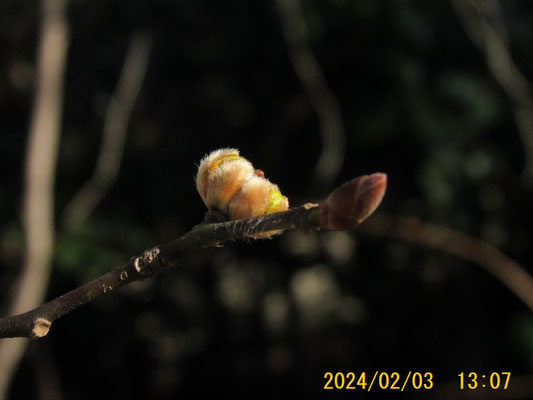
[196,148,289,238]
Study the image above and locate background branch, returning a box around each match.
[0,0,69,398]
[451,0,533,188]
[0,18,152,400]
[275,0,345,194]
[362,213,533,312]
[0,173,387,339]
[62,32,153,229]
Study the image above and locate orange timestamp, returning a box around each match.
[323,371,434,391]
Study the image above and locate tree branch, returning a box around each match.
[0,173,387,339]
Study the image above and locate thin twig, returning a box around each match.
[275,0,345,194]
[362,213,533,312]
[0,0,69,398]
[62,32,153,228]
[0,174,387,339]
[451,0,533,188]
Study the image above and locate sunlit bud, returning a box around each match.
[228,175,289,219]
[196,148,289,238]
[196,148,255,212]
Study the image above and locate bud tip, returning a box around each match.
[321,173,387,230]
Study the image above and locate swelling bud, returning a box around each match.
[196,148,289,238]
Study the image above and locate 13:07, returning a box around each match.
[458,372,511,390]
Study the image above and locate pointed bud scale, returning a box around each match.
[196,148,289,238]
[321,173,387,230]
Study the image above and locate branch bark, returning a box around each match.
[0,173,387,339]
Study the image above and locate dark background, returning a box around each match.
[1,0,533,399]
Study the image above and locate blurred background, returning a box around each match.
[1,0,533,398]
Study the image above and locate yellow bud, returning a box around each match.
[196,148,255,212]
[196,148,289,238]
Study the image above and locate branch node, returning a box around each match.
[119,271,128,281]
[134,247,160,276]
[31,318,51,339]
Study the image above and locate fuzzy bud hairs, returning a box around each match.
[196,148,289,238]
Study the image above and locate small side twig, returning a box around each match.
[0,173,387,339]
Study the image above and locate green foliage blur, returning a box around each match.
[1,0,533,398]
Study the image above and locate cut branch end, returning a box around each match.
[31,318,51,339]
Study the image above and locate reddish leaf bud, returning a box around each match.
[321,173,387,230]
